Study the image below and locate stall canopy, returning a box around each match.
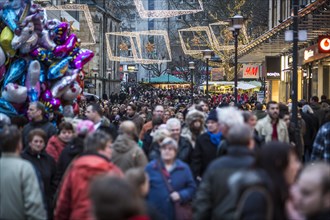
[149,74,187,83]
[201,81,258,90]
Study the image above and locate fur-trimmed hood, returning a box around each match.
[185,109,205,125]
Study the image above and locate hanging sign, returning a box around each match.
[318,36,330,53]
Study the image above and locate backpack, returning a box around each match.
[212,170,273,220]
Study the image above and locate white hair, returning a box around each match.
[217,107,244,128]
[166,118,181,130]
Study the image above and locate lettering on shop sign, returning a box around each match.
[267,72,280,78]
[318,36,330,53]
[242,64,260,79]
[304,49,314,60]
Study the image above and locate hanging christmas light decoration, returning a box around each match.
[134,0,204,19]
[44,4,96,46]
[105,32,138,62]
[105,30,172,65]
[134,30,172,64]
[178,26,215,55]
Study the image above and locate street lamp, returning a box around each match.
[94,73,97,95]
[202,49,214,97]
[229,14,244,105]
[189,61,195,105]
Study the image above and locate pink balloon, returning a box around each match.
[53,34,77,58]
[71,49,94,70]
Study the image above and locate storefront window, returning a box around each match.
[312,66,318,96]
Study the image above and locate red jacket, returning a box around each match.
[54,154,123,220]
[46,135,66,163]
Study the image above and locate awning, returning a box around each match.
[237,82,257,90]
[237,0,330,63]
[149,74,188,83]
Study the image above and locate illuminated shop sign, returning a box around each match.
[318,36,330,53]
[242,64,260,79]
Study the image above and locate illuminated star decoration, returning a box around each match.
[145,41,155,53]
[178,26,215,55]
[105,30,172,64]
[134,0,204,18]
[119,42,129,51]
[44,4,96,46]
[191,36,201,45]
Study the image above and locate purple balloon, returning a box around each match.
[49,98,61,110]
[41,89,52,101]
[0,65,6,82]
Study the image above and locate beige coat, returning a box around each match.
[255,115,289,143]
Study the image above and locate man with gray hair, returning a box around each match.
[217,106,245,156]
[165,118,193,164]
[22,101,57,148]
[193,124,255,220]
[55,131,123,220]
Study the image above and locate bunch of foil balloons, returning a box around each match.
[0,0,94,116]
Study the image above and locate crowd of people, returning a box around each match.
[0,85,330,220]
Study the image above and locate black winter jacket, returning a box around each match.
[21,148,57,218]
[193,146,255,220]
[191,132,218,178]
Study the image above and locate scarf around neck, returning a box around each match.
[207,131,222,146]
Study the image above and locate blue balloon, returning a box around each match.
[39,64,46,83]
[47,56,71,80]
[2,8,19,32]
[3,59,27,87]
[19,72,26,86]
[28,88,39,102]
[0,98,18,116]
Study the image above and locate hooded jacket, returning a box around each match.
[46,135,67,163]
[54,153,123,220]
[111,134,148,172]
[181,110,206,148]
[22,118,57,149]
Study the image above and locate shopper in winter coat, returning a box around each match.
[166,118,193,164]
[146,137,196,220]
[0,125,46,220]
[111,134,148,172]
[21,128,57,219]
[22,101,57,149]
[56,120,95,185]
[54,131,123,220]
[46,121,74,162]
[193,124,255,220]
[181,109,206,148]
[191,109,221,180]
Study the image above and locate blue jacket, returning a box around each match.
[146,159,196,220]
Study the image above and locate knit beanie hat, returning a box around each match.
[76,120,95,136]
[207,109,218,122]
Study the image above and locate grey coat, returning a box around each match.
[0,153,47,220]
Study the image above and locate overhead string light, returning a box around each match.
[134,0,204,19]
[44,4,96,46]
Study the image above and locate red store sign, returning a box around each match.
[318,36,330,53]
[242,64,260,79]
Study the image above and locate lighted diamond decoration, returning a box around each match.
[178,26,215,55]
[106,30,172,64]
[134,0,204,19]
[44,4,96,46]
